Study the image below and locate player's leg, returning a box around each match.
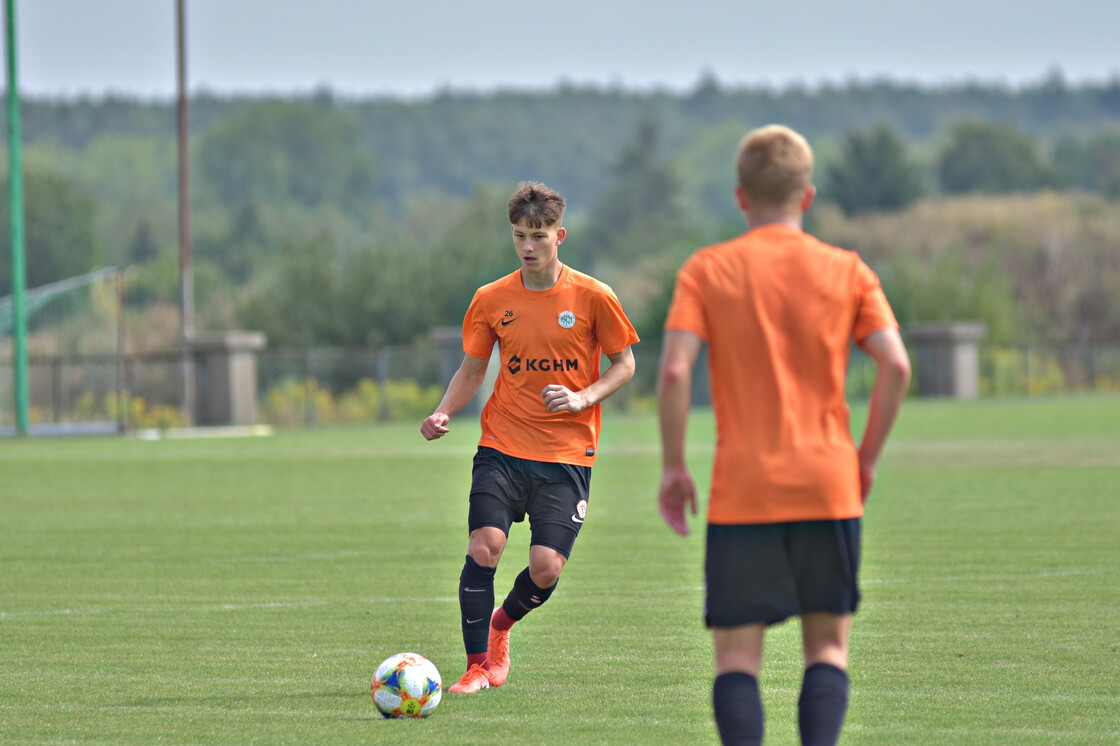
[799,613,851,746]
[494,458,585,626]
[461,524,509,665]
[450,524,509,693]
[451,450,523,693]
[789,518,861,744]
[801,611,851,669]
[493,459,585,626]
[487,530,571,686]
[494,540,567,626]
[489,459,588,685]
[705,523,799,745]
[712,625,766,746]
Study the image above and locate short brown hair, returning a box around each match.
[735,125,814,209]
[508,181,566,228]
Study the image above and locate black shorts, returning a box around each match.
[704,519,861,628]
[468,447,592,559]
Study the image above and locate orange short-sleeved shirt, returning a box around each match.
[665,224,898,524]
[463,265,639,466]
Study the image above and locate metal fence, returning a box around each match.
[3,339,1120,432]
[0,353,124,434]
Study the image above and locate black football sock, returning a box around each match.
[712,671,763,745]
[458,555,495,656]
[798,663,849,746]
[500,567,556,622]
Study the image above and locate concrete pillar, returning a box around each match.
[907,322,986,399]
[190,331,267,425]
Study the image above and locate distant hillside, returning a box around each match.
[2,77,1119,351]
[6,75,1120,210]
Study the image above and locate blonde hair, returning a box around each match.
[735,125,814,209]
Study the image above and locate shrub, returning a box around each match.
[257,377,440,426]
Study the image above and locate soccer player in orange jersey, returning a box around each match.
[422,181,639,694]
[656,125,911,745]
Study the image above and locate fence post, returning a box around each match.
[51,357,61,423]
[304,349,315,427]
[375,349,389,422]
[1090,341,1097,392]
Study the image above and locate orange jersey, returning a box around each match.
[665,224,899,524]
[463,265,639,466]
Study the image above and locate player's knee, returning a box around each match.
[529,562,562,588]
[468,545,501,567]
[802,631,849,669]
[467,528,506,567]
[528,549,565,587]
[804,646,848,671]
[801,612,850,667]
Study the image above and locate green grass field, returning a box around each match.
[2,395,1119,744]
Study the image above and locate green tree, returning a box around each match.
[937,119,1058,195]
[0,169,100,295]
[127,219,161,264]
[1053,130,1120,198]
[194,199,270,285]
[879,248,1018,341]
[336,185,516,348]
[70,135,178,267]
[824,125,925,215]
[674,120,751,228]
[421,185,521,328]
[578,117,685,270]
[126,254,235,331]
[197,100,375,211]
[236,235,347,348]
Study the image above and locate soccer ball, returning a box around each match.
[371,652,442,718]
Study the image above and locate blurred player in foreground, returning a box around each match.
[422,181,639,694]
[656,125,911,745]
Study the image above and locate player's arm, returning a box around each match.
[540,345,636,413]
[420,353,490,440]
[656,330,703,536]
[856,327,911,500]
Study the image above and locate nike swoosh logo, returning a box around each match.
[463,587,487,592]
[466,617,484,624]
[500,317,518,326]
[571,515,585,524]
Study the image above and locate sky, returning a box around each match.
[11,0,1120,99]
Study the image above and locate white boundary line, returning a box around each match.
[0,600,329,619]
[2,569,1108,620]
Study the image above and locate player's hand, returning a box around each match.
[421,412,451,441]
[540,384,589,413]
[658,468,698,536]
[859,459,875,503]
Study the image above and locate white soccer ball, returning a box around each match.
[371,652,442,718]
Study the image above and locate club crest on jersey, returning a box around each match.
[558,311,575,329]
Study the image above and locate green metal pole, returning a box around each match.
[4,0,28,435]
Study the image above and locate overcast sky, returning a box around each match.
[11,0,1120,99]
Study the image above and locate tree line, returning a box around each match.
[2,74,1120,354]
